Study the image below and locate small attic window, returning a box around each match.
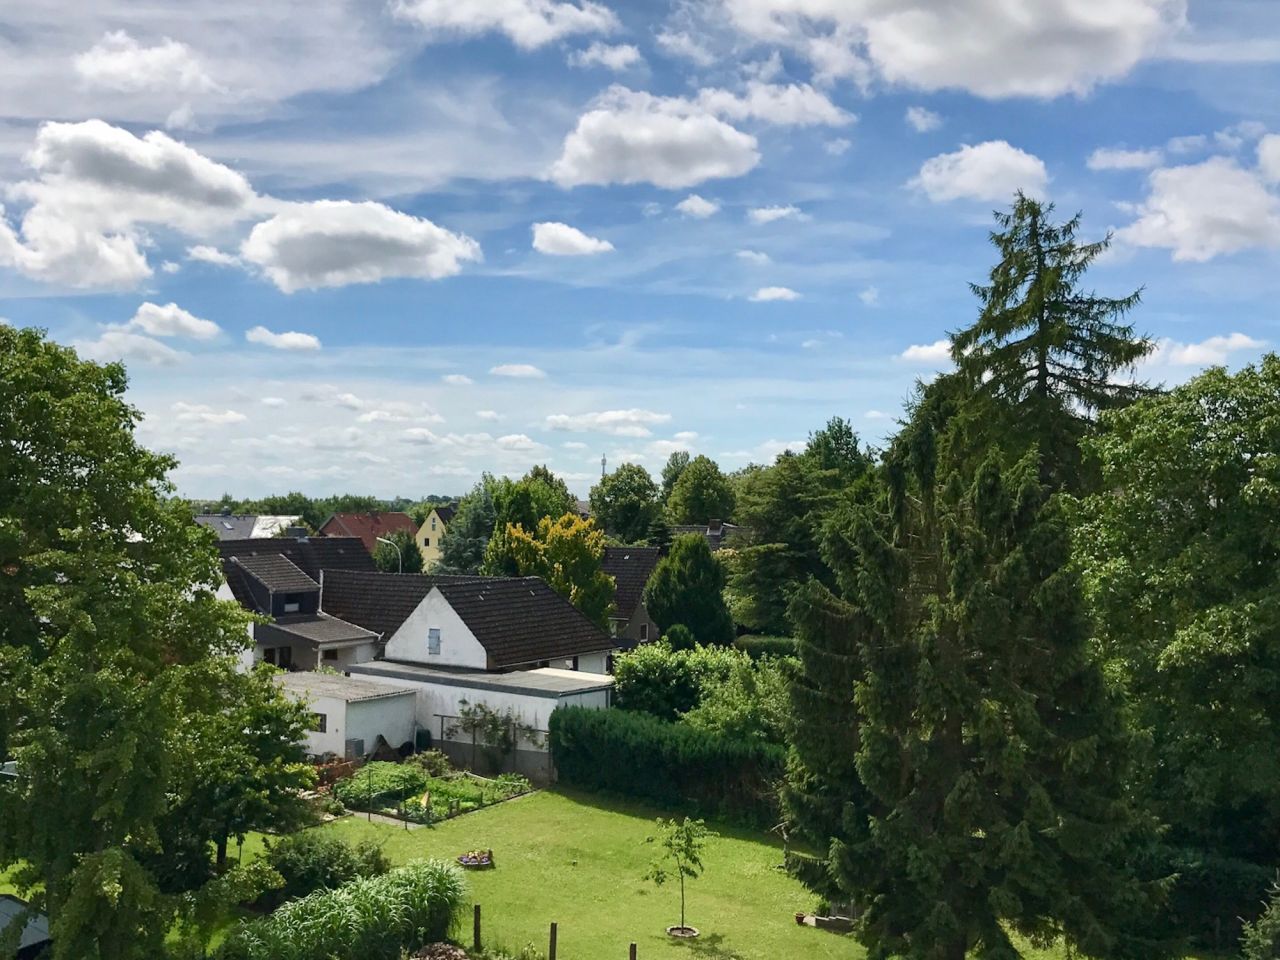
[222,521,233,530]
[428,628,441,655]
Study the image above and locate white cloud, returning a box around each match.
[125,301,220,340]
[562,440,589,450]
[549,86,759,189]
[717,0,1182,97]
[443,373,474,385]
[490,363,547,378]
[531,221,615,255]
[476,409,502,421]
[1259,135,1280,184]
[74,329,187,366]
[750,285,800,301]
[901,339,952,362]
[0,119,256,287]
[569,41,643,70]
[748,204,801,224]
[1166,133,1208,155]
[676,194,720,218]
[240,200,481,292]
[1148,332,1265,366]
[261,397,287,407]
[245,326,322,351]
[695,81,853,127]
[546,408,672,437]
[865,409,889,420]
[187,244,240,266]
[391,0,617,49]
[859,286,880,306]
[1087,147,1163,170]
[736,249,770,264]
[172,401,246,424]
[905,106,942,132]
[160,260,180,273]
[1117,157,1280,261]
[655,30,716,66]
[497,433,541,451]
[74,31,217,94]
[911,140,1048,202]
[335,393,364,410]
[824,137,851,156]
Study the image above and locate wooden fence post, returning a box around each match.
[549,921,557,960]
[629,942,637,960]
[473,904,481,951]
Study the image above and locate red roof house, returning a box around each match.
[319,511,418,554]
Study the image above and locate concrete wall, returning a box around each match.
[385,588,489,669]
[348,695,416,754]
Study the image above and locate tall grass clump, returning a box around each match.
[215,860,466,960]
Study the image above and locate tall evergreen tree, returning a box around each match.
[643,534,735,646]
[951,194,1151,488]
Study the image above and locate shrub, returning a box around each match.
[1242,879,1280,960]
[664,624,696,651]
[733,635,797,659]
[408,750,454,777]
[612,641,744,721]
[681,653,792,745]
[549,706,783,827]
[332,762,428,810]
[261,831,390,905]
[1137,845,1275,951]
[215,860,467,960]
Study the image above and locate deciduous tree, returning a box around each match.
[501,514,614,629]
[589,463,661,543]
[666,455,734,525]
[373,527,423,573]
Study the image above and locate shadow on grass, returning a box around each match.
[670,932,746,960]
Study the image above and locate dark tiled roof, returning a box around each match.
[196,515,257,539]
[258,613,377,646]
[670,522,745,552]
[231,554,319,594]
[434,504,457,525]
[219,538,374,611]
[602,546,660,621]
[319,512,418,553]
[320,570,615,668]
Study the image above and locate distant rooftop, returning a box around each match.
[0,895,51,953]
[348,660,614,698]
[196,514,303,540]
[277,671,415,704]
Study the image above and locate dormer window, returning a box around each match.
[428,627,441,655]
[282,594,301,614]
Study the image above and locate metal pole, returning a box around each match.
[473,904,482,951]
[375,535,403,574]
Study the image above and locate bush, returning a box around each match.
[215,860,467,960]
[682,654,792,745]
[262,831,390,905]
[1242,879,1280,960]
[549,706,783,827]
[612,641,745,721]
[733,635,797,659]
[332,762,428,810]
[409,750,454,777]
[1133,844,1274,951]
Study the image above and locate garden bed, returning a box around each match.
[332,757,532,825]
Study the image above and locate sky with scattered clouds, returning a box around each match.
[2,0,1278,497]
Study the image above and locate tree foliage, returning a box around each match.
[589,462,661,543]
[434,475,500,574]
[644,817,714,932]
[372,527,423,573]
[494,514,614,629]
[643,533,734,646]
[666,455,735,525]
[660,450,691,502]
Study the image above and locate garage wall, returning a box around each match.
[347,694,416,754]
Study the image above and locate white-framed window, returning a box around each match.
[428,627,441,655]
[639,624,649,641]
[310,712,327,733]
[431,517,437,531]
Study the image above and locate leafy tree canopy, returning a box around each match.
[660,450,691,502]
[498,513,614,629]
[666,455,735,525]
[373,527,424,574]
[590,462,661,543]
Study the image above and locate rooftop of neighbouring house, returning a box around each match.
[320,569,616,668]
[256,613,379,647]
[218,536,374,613]
[195,514,303,540]
[319,511,418,553]
[348,660,614,698]
[0,895,51,953]
[276,670,416,704]
[601,545,661,620]
[431,504,457,525]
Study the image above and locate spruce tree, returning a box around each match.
[951,194,1151,488]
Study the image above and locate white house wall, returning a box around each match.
[384,588,489,669]
[217,580,258,672]
[297,693,347,757]
[347,695,416,753]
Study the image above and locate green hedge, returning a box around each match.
[261,831,390,907]
[1141,845,1274,951]
[215,860,466,960]
[733,635,797,659]
[549,706,783,827]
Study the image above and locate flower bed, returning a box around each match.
[331,759,532,824]
[456,849,495,869]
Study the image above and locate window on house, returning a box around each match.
[282,594,301,614]
[322,649,338,661]
[423,537,430,547]
[263,646,292,668]
[309,713,327,733]
[639,624,649,641]
[428,627,441,655]
[431,517,437,530]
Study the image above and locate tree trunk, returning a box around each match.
[943,938,966,960]
[215,835,228,870]
[680,873,686,929]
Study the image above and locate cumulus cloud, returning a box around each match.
[497,433,541,451]
[74,31,217,94]
[911,140,1048,202]
[859,286,880,306]
[391,0,616,48]
[0,119,257,287]
[74,329,188,366]
[490,363,547,378]
[476,409,502,421]
[240,200,481,292]
[261,397,287,407]
[172,401,246,424]
[901,339,952,362]
[187,244,240,266]
[905,106,942,132]
[749,285,800,301]
[1147,332,1266,366]
[125,301,220,340]
[736,249,770,264]
[443,373,474,385]
[1116,157,1280,261]
[716,0,1182,97]
[569,41,643,70]
[695,81,852,126]
[1260,135,1280,184]
[676,194,720,218]
[748,204,801,224]
[245,325,322,350]
[531,221,615,255]
[546,408,672,437]
[1087,147,1163,170]
[549,86,759,189]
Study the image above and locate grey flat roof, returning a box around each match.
[0,895,51,950]
[347,660,614,699]
[277,671,415,703]
[260,614,378,646]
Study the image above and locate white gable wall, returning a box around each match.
[384,587,489,669]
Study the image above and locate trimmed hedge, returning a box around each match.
[215,860,466,960]
[733,634,797,659]
[549,706,783,827]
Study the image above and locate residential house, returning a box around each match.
[318,511,418,557]
[601,545,661,648]
[196,512,304,540]
[414,503,456,569]
[670,518,744,552]
[277,671,417,759]
[0,895,52,960]
[218,536,377,671]
[322,569,618,778]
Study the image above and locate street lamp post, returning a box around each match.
[375,535,403,574]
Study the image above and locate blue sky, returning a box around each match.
[2,0,1279,498]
